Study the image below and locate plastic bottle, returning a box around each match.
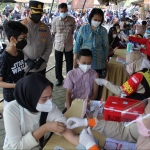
[127,42,133,53]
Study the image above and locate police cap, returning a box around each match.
[29,0,44,14]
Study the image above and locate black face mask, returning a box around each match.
[16,39,27,50]
[30,14,42,23]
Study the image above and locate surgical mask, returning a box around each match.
[60,12,67,18]
[30,14,42,23]
[79,63,91,73]
[16,38,27,50]
[113,34,117,38]
[36,98,53,112]
[136,115,150,137]
[117,29,120,33]
[146,33,150,39]
[91,20,101,28]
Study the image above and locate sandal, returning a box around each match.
[0,113,3,119]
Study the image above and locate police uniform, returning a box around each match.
[22,0,53,76]
[122,69,150,100]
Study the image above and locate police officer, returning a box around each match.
[22,0,53,76]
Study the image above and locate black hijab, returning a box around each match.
[14,73,53,148]
[14,73,53,112]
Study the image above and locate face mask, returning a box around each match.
[113,34,117,38]
[117,29,120,33]
[36,98,53,112]
[136,115,150,137]
[16,38,27,50]
[30,14,42,23]
[145,34,150,40]
[79,63,91,73]
[60,12,67,18]
[91,20,101,28]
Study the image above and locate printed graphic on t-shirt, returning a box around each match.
[11,60,24,74]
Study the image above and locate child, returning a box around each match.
[63,49,99,110]
[95,51,150,100]
[0,21,28,107]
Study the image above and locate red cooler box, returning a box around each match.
[104,96,145,122]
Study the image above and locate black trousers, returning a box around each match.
[55,50,73,81]
[95,68,106,100]
[25,68,46,77]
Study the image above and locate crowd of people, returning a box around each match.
[0,0,150,149]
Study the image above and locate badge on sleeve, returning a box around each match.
[122,73,143,96]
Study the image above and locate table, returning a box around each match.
[101,49,128,101]
[43,100,106,150]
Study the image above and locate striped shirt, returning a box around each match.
[52,16,76,52]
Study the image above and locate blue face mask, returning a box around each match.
[146,29,150,34]
[145,33,150,39]
[60,12,67,18]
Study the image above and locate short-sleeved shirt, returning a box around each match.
[0,50,25,101]
[63,68,97,100]
[52,16,76,52]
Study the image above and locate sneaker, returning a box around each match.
[55,80,62,86]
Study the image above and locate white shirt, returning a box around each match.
[3,100,66,150]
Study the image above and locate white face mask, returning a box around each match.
[113,34,117,38]
[79,63,91,73]
[91,20,101,28]
[36,98,53,112]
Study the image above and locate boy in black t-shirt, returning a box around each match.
[0,21,28,110]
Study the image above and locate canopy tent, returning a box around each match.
[0,0,16,2]
[0,0,56,3]
[71,0,100,9]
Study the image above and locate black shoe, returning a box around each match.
[55,80,62,86]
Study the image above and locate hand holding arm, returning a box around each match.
[66,117,88,129]
[80,127,100,150]
[33,121,67,141]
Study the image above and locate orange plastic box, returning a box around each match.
[104,96,145,122]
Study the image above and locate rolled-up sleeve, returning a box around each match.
[73,28,83,54]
